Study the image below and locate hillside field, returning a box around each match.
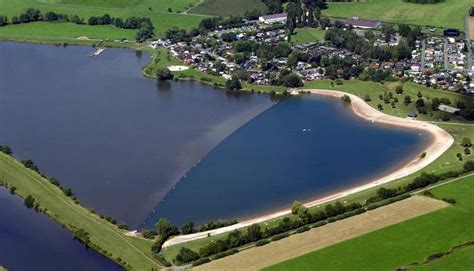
[324,0,472,29]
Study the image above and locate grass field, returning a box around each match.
[194,196,448,271]
[266,174,474,271]
[0,0,205,40]
[324,0,472,29]
[291,28,326,44]
[0,153,161,270]
[189,0,267,16]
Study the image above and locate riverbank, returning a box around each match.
[162,88,453,248]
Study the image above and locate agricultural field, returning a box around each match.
[194,196,448,271]
[0,0,205,40]
[189,0,267,16]
[291,28,326,44]
[266,174,474,271]
[324,0,472,29]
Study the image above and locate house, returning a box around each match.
[259,13,288,24]
[438,104,460,114]
[343,17,381,29]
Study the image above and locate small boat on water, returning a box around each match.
[90,47,106,57]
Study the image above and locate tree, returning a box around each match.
[461,137,472,147]
[88,16,98,25]
[395,86,404,94]
[181,221,196,234]
[155,218,172,236]
[246,224,262,242]
[156,68,174,80]
[416,98,425,108]
[291,201,302,215]
[0,145,12,155]
[341,95,351,105]
[175,247,200,264]
[0,16,8,27]
[226,79,242,90]
[24,195,35,209]
[281,73,303,87]
[464,160,474,172]
[404,95,412,105]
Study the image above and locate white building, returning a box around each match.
[259,13,287,24]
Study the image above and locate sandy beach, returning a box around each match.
[162,89,454,248]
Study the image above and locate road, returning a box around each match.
[421,40,426,71]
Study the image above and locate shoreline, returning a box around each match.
[162,88,454,248]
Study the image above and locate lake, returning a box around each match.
[142,94,429,227]
[0,187,123,270]
[0,42,273,228]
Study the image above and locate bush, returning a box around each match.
[255,239,270,247]
[341,95,351,105]
[271,233,289,241]
[0,145,13,155]
[192,258,210,266]
[296,225,310,233]
[142,230,157,239]
[156,68,174,80]
[175,247,200,264]
[24,195,35,209]
[213,249,238,260]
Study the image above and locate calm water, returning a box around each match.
[0,188,123,270]
[142,95,429,227]
[0,42,273,228]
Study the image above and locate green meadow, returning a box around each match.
[0,0,205,40]
[291,28,326,44]
[324,0,472,29]
[266,174,474,271]
[189,0,267,16]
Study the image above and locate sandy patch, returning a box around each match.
[469,17,474,41]
[168,65,189,71]
[193,196,449,271]
[163,89,453,248]
[77,36,89,40]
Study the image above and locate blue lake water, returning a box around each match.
[0,188,123,271]
[142,95,429,227]
[0,42,273,228]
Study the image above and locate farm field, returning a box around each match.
[189,0,267,16]
[266,174,474,271]
[193,196,448,271]
[291,28,326,44]
[0,0,205,40]
[324,0,472,29]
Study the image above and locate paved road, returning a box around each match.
[444,37,449,70]
[465,16,473,71]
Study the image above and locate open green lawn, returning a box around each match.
[266,174,474,271]
[291,28,326,44]
[0,153,161,270]
[324,0,472,29]
[189,0,267,16]
[0,0,205,40]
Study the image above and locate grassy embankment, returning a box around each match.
[324,0,472,29]
[266,174,474,271]
[0,0,205,42]
[0,152,162,270]
[161,79,474,263]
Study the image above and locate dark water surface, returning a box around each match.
[143,95,430,227]
[0,188,123,271]
[0,42,273,228]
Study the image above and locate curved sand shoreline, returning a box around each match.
[162,89,454,248]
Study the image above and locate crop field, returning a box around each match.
[189,0,267,16]
[0,0,205,40]
[266,175,474,271]
[324,0,472,29]
[194,196,448,271]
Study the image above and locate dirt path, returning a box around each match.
[193,196,449,271]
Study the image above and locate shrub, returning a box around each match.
[255,239,270,246]
[24,195,35,209]
[175,247,200,264]
[271,233,289,241]
[192,258,210,266]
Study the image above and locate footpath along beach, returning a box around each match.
[161,89,454,248]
